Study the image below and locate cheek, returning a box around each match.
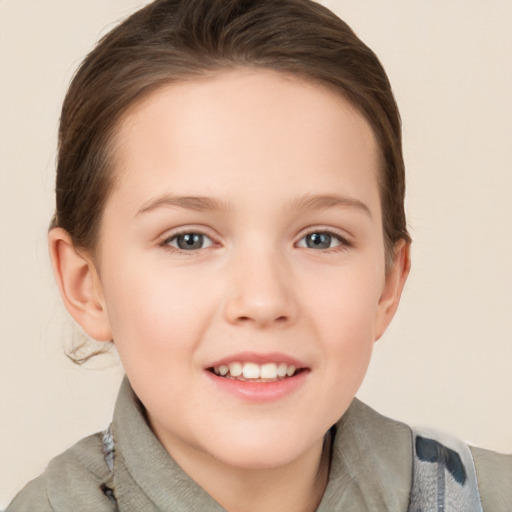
[302,261,383,380]
[303,259,383,334]
[101,261,216,365]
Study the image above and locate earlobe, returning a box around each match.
[374,240,411,341]
[48,228,113,342]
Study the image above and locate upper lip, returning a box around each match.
[206,352,308,369]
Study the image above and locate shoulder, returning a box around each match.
[6,432,116,512]
[338,400,512,511]
[408,426,512,511]
[471,445,512,511]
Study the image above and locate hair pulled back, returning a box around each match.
[52,0,410,259]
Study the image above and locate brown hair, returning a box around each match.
[53,0,410,361]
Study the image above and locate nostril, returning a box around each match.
[236,314,289,324]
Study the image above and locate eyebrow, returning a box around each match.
[136,193,371,217]
[289,193,372,217]
[137,195,232,216]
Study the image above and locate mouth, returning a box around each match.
[205,354,309,402]
[207,361,305,382]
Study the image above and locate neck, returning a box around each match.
[158,429,332,512]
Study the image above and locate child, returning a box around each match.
[7,0,511,510]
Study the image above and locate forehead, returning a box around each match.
[108,68,381,216]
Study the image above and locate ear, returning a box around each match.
[374,239,411,341]
[48,228,112,342]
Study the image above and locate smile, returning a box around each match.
[205,352,309,402]
[210,362,300,382]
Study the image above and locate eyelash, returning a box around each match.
[160,228,352,254]
[160,229,215,253]
[297,229,352,253]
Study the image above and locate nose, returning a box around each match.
[223,249,298,328]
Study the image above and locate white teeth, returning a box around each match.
[229,362,243,377]
[276,362,288,377]
[242,363,260,379]
[260,363,277,379]
[213,361,299,380]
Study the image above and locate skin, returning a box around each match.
[49,68,409,512]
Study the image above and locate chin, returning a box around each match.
[202,426,321,471]
[214,447,302,471]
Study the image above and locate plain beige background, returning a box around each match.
[1,0,511,507]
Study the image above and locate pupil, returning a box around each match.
[178,233,203,250]
[307,233,331,249]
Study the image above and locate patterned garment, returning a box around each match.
[409,428,483,511]
[101,424,485,511]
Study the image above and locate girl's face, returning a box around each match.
[91,69,407,471]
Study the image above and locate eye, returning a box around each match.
[296,231,348,250]
[164,232,214,251]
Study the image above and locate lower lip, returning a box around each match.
[205,370,309,403]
